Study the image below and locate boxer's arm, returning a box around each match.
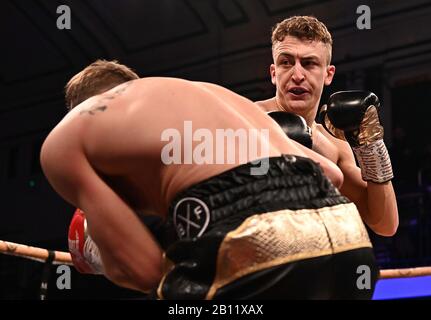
[320,91,399,236]
[41,135,162,292]
[336,138,398,236]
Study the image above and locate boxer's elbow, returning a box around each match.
[367,212,399,237]
[371,219,398,237]
[105,268,162,292]
[105,260,162,292]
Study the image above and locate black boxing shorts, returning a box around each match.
[156,155,378,300]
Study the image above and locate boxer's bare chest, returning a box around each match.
[312,127,340,165]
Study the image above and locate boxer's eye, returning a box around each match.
[303,60,319,67]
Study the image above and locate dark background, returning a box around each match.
[1,0,431,299]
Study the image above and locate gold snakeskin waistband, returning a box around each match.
[205,202,372,299]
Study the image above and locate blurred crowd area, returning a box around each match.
[370,125,431,269]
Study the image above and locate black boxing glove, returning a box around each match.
[320,90,394,183]
[268,111,313,149]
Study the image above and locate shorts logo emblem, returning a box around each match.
[173,197,210,239]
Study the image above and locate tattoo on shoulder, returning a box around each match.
[79,80,136,116]
[79,105,107,115]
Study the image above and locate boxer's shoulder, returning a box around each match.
[254,98,277,112]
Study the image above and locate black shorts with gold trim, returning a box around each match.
[156,155,378,300]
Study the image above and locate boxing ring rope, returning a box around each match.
[1,239,431,279]
[0,240,72,266]
[0,240,73,300]
[379,266,431,279]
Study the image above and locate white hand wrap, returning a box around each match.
[353,139,394,183]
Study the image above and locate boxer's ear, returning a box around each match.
[270,64,276,85]
[325,65,336,86]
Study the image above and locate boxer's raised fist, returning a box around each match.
[320,91,393,183]
[321,90,383,147]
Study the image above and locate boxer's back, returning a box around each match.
[48,77,327,215]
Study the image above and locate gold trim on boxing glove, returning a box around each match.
[357,106,384,146]
[156,252,174,300]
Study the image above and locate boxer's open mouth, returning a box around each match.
[288,87,309,96]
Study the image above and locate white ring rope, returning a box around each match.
[1,239,431,278]
[0,240,72,266]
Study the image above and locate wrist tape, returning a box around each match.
[353,139,394,183]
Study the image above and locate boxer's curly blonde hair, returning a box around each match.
[65,59,139,110]
[271,16,333,64]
